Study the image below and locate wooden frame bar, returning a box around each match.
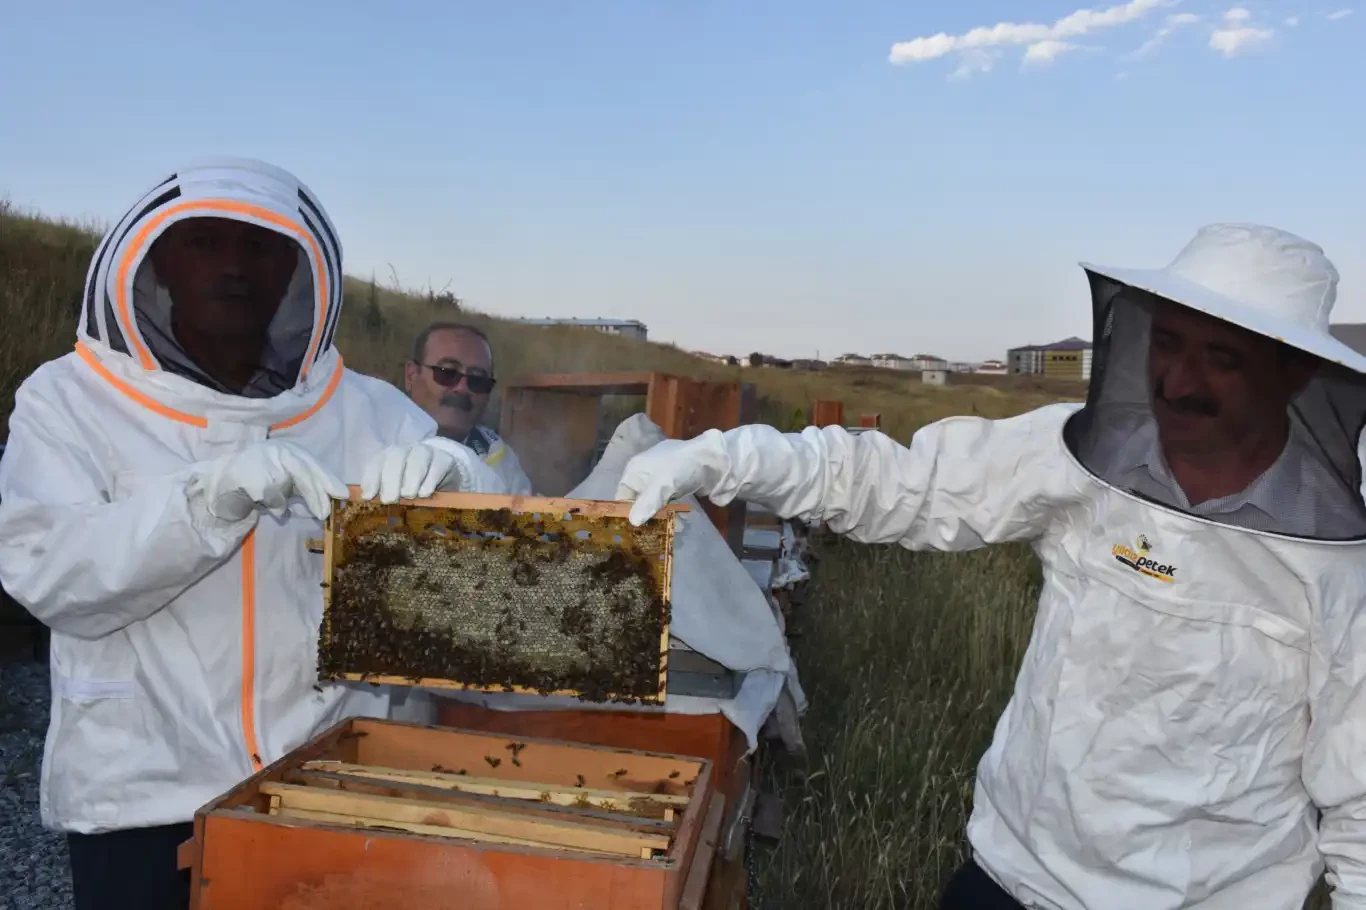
[339,485,690,519]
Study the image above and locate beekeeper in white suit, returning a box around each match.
[617,224,1366,909]
[0,158,506,910]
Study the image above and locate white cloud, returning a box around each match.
[1285,15,1301,25]
[1128,11,1201,59]
[1208,5,1275,56]
[950,49,1001,81]
[1209,26,1275,54]
[1023,39,1081,66]
[889,0,1170,75]
[1326,8,1354,20]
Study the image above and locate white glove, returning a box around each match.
[614,432,733,526]
[195,440,347,523]
[360,437,507,504]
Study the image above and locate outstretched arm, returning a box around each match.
[617,402,1079,550]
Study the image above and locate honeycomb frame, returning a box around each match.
[317,488,684,705]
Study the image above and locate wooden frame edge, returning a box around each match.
[337,485,689,519]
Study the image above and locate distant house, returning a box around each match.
[1008,337,1092,380]
[518,317,648,341]
[833,353,872,367]
[975,359,1008,375]
[922,369,948,386]
[908,354,948,372]
[869,353,908,370]
[745,353,796,369]
[791,359,828,371]
[692,351,736,365]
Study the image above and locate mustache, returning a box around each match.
[441,393,474,412]
[1153,379,1219,417]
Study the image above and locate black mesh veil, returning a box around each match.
[1062,270,1366,541]
[129,238,318,399]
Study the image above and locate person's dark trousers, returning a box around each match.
[940,859,1027,909]
[67,821,194,910]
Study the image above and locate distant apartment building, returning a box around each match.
[518,317,648,341]
[1008,337,1092,380]
[907,354,948,372]
[866,353,952,372]
[870,353,913,370]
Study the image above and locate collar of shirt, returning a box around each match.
[1109,418,1290,523]
[1097,415,1366,539]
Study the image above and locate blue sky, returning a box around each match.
[2,0,1361,362]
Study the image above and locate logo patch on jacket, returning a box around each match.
[1112,535,1177,583]
[463,425,494,456]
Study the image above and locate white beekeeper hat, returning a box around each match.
[1079,223,1366,375]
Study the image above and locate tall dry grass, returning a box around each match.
[753,539,1041,908]
[0,201,99,426]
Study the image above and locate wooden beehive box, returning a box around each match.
[316,490,687,706]
[183,718,725,909]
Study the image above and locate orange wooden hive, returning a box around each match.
[182,717,726,909]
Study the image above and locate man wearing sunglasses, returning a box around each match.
[404,321,533,496]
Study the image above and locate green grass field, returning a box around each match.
[10,204,1328,909]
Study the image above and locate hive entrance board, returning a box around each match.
[317,490,683,705]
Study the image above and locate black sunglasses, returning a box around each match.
[415,362,496,394]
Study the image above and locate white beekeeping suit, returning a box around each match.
[617,224,1366,909]
[0,158,506,839]
[463,424,535,496]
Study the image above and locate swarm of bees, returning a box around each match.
[316,501,672,704]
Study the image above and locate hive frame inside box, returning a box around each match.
[317,487,688,705]
[183,717,724,910]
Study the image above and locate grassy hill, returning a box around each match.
[0,202,1074,442]
[0,204,1092,908]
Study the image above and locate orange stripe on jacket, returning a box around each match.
[241,531,262,771]
[74,342,343,432]
[75,342,208,428]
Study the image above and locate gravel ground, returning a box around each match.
[0,653,72,910]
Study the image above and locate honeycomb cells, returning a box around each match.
[318,502,672,704]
